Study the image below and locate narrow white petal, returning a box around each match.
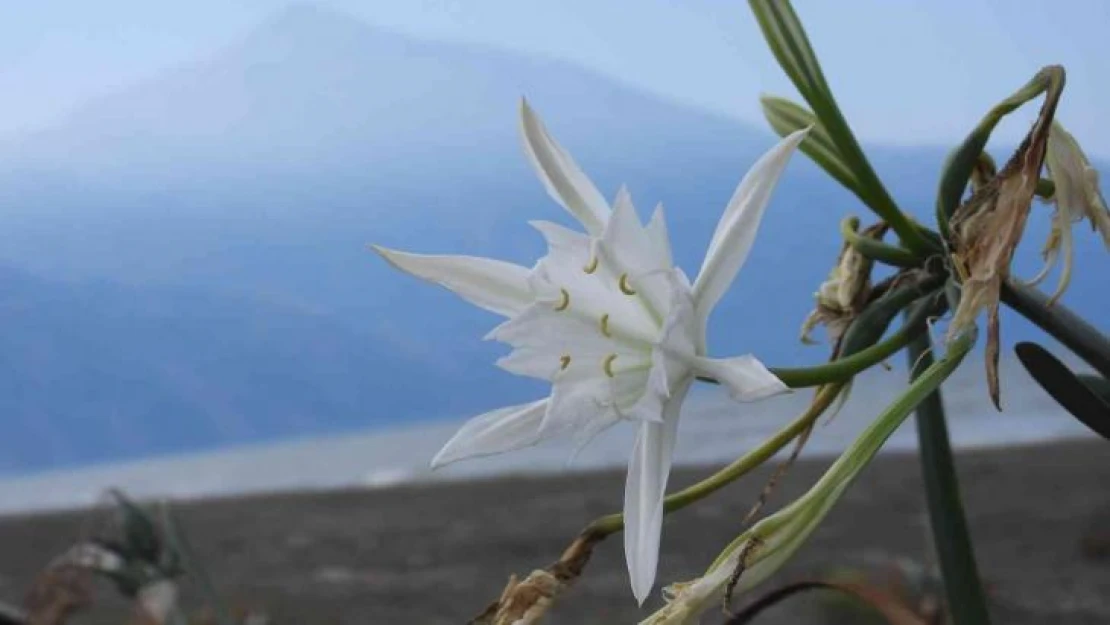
[692,128,810,325]
[646,203,674,268]
[624,379,691,605]
[372,245,532,318]
[430,399,549,469]
[692,355,790,402]
[519,99,610,235]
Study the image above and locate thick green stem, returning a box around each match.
[1002,281,1110,379]
[907,331,991,625]
[840,216,921,268]
[709,275,943,389]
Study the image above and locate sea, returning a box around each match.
[0,355,1097,516]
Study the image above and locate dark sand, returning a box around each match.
[0,440,1107,624]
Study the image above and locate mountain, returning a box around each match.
[0,264,479,472]
[0,4,1103,472]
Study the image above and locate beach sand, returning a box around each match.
[0,439,1106,624]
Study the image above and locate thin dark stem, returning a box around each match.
[1002,281,1110,379]
[907,331,991,625]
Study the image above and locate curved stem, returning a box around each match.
[698,284,940,389]
[586,384,843,537]
[840,216,921,268]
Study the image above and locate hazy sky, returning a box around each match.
[1,0,1107,156]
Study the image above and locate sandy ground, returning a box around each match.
[0,439,1107,624]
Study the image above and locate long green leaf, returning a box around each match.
[907,332,991,625]
[760,96,861,198]
[1015,342,1110,440]
[748,0,933,256]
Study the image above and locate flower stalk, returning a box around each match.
[907,331,991,625]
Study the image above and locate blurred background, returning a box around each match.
[0,0,1106,512]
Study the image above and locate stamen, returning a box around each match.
[603,353,618,378]
[554,288,570,311]
[583,256,599,274]
[599,313,612,337]
[560,354,571,370]
[619,273,636,295]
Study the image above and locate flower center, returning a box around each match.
[549,253,656,380]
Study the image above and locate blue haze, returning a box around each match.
[0,5,1104,473]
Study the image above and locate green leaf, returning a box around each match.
[907,331,992,625]
[1015,342,1110,440]
[748,0,935,256]
[761,96,862,199]
[107,489,163,564]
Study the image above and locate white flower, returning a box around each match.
[373,99,808,604]
[1026,121,1110,302]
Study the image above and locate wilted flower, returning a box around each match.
[373,99,809,602]
[1024,121,1110,303]
[800,220,885,346]
[947,93,1059,409]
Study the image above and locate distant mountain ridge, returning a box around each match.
[0,3,1104,473]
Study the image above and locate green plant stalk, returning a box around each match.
[662,328,977,621]
[907,330,991,625]
[840,216,920,268]
[760,96,864,201]
[935,66,1066,239]
[587,383,844,536]
[1002,281,1110,379]
[751,275,944,388]
[599,285,944,535]
[749,0,934,257]
[161,504,236,625]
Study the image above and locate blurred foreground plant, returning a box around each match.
[372,0,1109,622]
[14,491,251,625]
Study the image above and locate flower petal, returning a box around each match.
[520,98,610,235]
[602,187,673,319]
[624,378,691,605]
[691,355,790,401]
[691,128,810,327]
[372,245,533,318]
[430,399,549,469]
[646,203,674,268]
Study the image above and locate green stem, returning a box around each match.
[840,216,921,268]
[907,330,991,625]
[750,0,935,257]
[700,277,943,389]
[587,384,844,536]
[1002,281,1110,379]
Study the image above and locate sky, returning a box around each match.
[0,0,1107,157]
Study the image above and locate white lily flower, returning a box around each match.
[373,99,808,604]
[1026,121,1110,303]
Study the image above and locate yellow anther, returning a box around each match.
[560,354,571,370]
[554,288,570,311]
[583,256,599,274]
[603,353,618,378]
[619,273,636,295]
[600,313,612,337]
